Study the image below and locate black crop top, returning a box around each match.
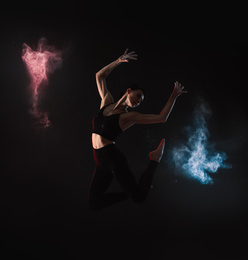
[92,104,123,141]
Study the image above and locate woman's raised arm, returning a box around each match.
[121,81,187,128]
[96,49,137,108]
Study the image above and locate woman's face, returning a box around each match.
[127,89,145,108]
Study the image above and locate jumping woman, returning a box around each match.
[88,49,187,211]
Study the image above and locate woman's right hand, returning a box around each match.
[172,81,188,97]
[118,49,138,62]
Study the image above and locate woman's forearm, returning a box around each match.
[96,59,121,78]
[96,49,137,79]
[160,81,187,122]
[160,92,178,122]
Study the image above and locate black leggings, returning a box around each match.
[88,144,158,211]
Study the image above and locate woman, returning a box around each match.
[88,49,187,210]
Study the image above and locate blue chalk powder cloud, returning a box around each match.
[171,100,231,184]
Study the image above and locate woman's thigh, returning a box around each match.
[110,151,139,199]
[89,166,114,197]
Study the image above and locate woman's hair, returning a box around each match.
[119,83,146,99]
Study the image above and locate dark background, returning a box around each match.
[1,1,248,259]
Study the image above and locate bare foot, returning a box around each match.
[149,138,165,162]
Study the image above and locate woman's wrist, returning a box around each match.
[171,91,178,100]
[117,56,126,63]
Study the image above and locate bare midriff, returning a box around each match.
[92,133,115,149]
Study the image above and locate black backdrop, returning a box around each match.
[1,1,248,259]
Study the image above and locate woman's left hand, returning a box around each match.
[119,49,138,62]
[173,81,187,97]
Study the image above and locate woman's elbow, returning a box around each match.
[96,71,106,80]
[95,71,101,78]
[158,115,167,123]
[95,71,101,79]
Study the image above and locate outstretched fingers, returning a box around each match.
[121,49,138,62]
[123,48,129,56]
[127,52,138,60]
[174,81,188,96]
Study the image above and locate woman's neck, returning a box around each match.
[113,95,129,112]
